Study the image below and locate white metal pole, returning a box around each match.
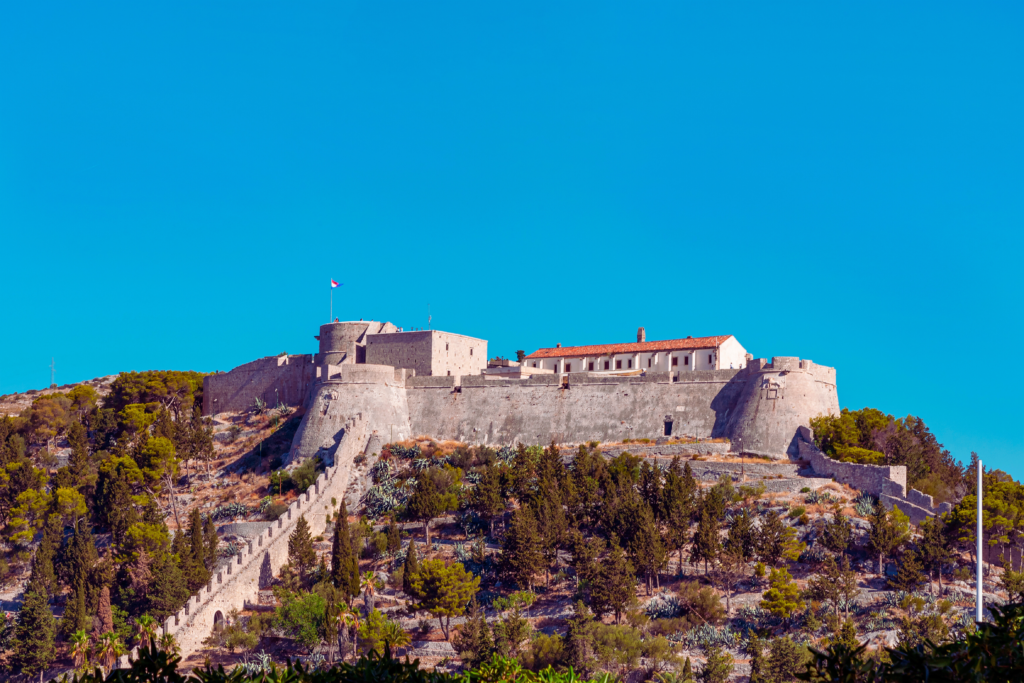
[977,458,983,622]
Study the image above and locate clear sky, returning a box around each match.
[1,3,1021,477]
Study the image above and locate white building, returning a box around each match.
[523,328,749,375]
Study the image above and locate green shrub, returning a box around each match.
[800,486,811,493]
[788,506,807,519]
[264,501,288,520]
[292,459,319,493]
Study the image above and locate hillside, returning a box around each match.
[0,373,1020,683]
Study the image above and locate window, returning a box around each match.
[616,360,622,369]
[647,358,652,368]
[708,354,713,364]
[604,361,610,370]
[447,371,450,376]
[470,348,473,356]
[588,362,594,371]
[566,363,572,372]
[684,356,689,366]
[533,363,537,367]
[672,357,678,367]
[664,421,673,437]
[446,343,449,351]
[628,359,632,369]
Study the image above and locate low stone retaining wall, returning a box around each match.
[600,442,733,459]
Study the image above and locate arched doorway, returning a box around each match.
[213,610,225,633]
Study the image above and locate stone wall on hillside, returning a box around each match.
[203,354,316,415]
[117,415,369,668]
[795,426,952,525]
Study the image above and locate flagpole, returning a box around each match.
[330,285,333,322]
[977,458,983,622]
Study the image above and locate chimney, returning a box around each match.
[556,343,561,348]
[637,327,646,343]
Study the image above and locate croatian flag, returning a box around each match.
[331,280,341,288]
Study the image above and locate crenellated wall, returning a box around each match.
[118,415,369,668]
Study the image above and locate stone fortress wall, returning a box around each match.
[119,413,374,667]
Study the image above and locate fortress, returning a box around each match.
[134,320,950,666]
[203,320,840,462]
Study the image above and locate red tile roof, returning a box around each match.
[524,335,733,360]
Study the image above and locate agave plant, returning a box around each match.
[370,459,391,483]
[854,492,876,517]
[643,594,682,619]
[251,396,267,415]
[496,446,516,465]
[465,472,482,485]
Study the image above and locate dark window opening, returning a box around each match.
[470,348,473,355]
[708,354,713,364]
[628,359,633,369]
[672,357,678,367]
[647,358,652,367]
[588,362,594,371]
[566,363,572,372]
[446,343,449,351]
[664,421,673,436]
[684,356,689,366]
[616,360,622,369]
[447,371,451,376]
[604,361,610,370]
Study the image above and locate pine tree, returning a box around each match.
[407,474,443,546]
[918,516,951,594]
[60,522,98,594]
[11,570,56,680]
[331,502,359,600]
[148,550,190,619]
[699,645,734,683]
[452,599,493,667]
[531,481,567,586]
[806,555,859,619]
[682,656,694,683]
[691,508,720,574]
[592,537,635,624]
[629,502,667,595]
[764,637,803,683]
[60,578,90,638]
[402,540,420,597]
[564,600,596,677]
[726,508,756,561]
[288,514,317,576]
[472,465,505,537]
[203,514,219,572]
[756,510,803,566]
[67,420,92,487]
[386,517,401,555]
[889,549,926,593]
[32,517,60,596]
[760,567,804,618]
[869,506,907,575]
[822,504,852,555]
[748,636,766,683]
[638,461,663,520]
[499,506,543,590]
[186,508,210,589]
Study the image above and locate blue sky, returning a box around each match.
[1,3,1021,477]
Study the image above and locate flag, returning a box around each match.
[331,280,341,288]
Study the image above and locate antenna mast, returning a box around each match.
[50,357,55,388]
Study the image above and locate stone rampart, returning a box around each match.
[118,415,366,667]
[407,370,751,447]
[794,426,952,525]
[796,426,907,498]
[203,355,316,415]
